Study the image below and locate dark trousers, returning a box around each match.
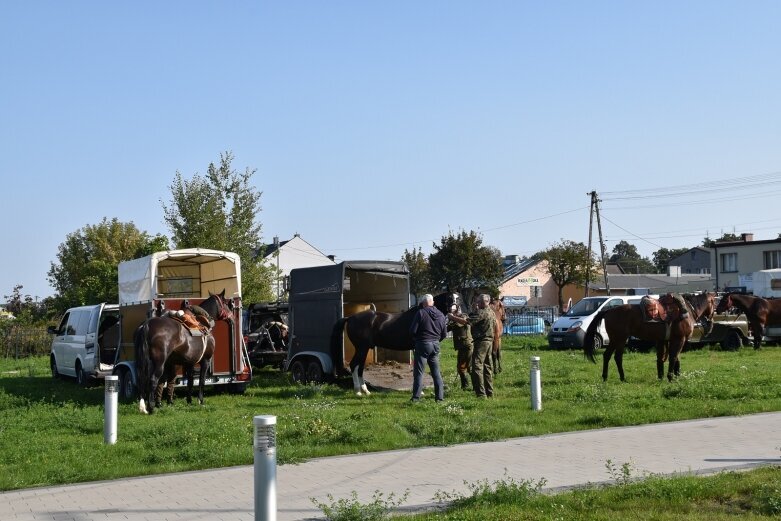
[412,340,444,401]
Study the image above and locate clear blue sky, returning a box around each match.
[3,1,781,300]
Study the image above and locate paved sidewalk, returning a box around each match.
[3,412,780,521]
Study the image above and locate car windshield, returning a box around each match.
[565,298,608,317]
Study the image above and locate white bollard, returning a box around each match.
[530,356,542,411]
[104,375,119,444]
[254,415,277,521]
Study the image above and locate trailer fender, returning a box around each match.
[286,351,334,376]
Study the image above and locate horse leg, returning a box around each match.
[349,347,371,396]
[613,342,627,382]
[656,341,667,380]
[165,366,176,405]
[601,345,615,382]
[197,360,207,405]
[147,364,165,415]
[667,339,684,381]
[185,364,195,404]
[751,321,763,350]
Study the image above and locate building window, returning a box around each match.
[720,253,737,273]
[763,250,781,269]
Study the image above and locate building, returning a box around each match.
[710,233,781,292]
[497,256,558,307]
[668,246,711,274]
[262,234,335,299]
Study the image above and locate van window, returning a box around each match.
[57,313,71,335]
[68,310,91,336]
[88,308,100,334]
[565,298,608,316]
[604,299,626,309]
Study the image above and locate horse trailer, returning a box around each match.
[286,260,412,383]
[111,249,252,400]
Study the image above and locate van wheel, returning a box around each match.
[722,330,742,351]
[51,356,60,379]
[76,362,87,386]
[593,335,604,350]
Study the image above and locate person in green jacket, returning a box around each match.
[447,309,473,390]
[469,294,496,398]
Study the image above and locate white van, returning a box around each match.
[48,303,120,385]
[547,295,647,349]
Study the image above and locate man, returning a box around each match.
[409,293,447,402]
[447,306,473,390]
[470,293,496,398]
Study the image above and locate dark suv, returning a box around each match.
[242,301,289,368]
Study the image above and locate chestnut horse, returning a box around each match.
[330,292,459,395]
[489,298,506,374]
[584,292,716,382]
[135,290,233,414]
[716,293,781,349]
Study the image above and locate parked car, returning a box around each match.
[243,301,289,369]
[504,314,546,335]
[548,295,646,349]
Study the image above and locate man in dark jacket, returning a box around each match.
[409,293,448,402]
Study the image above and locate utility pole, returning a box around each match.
[586,191,611,297]
[273,236,280,301]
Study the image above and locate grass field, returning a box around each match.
[1,336,780,492]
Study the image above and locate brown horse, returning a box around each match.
[584,292,716,382]
[489,298,506,374]
[330,292,459,395]
[715,293,781,349]
[135,290,233,414]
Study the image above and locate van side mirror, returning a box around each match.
[47,325,57,335]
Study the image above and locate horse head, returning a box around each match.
[490,297,507,322]
[715,293,732,314]
[433,292,461,316]
[207,289,234,322]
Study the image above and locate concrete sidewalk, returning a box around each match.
[3,412,780,521]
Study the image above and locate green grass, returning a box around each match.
[2,337,781,491]
[397,465,781,520]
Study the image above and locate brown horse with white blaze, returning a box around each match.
[715,292,781,349]
[584,292,716,382]
[489,297,506,374]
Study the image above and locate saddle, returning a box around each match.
[640,294,684,323]
[165,308,212,335]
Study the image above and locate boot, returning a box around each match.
[459,372,470,390]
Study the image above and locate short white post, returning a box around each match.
[254,415,277,521]
[530,356,542,411]
[104,375,119,444]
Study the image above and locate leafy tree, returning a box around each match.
[609,240,656,274]
[402,247,432,300]
[47,218,169,313]
[541,240,596,310]
[652,247,690,273]
[428,231,504,307]
[702,233,741,247]
[162,152,274,303]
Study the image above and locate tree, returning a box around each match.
[162,152,274,303]
[47,218,169,313]
[402,247,432,300]
[541,240,595,310]
[609,240,656,274]
[428,231,504,307]
[652,247,690,273]
[702,233,741,247]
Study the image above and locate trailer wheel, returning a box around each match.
[118,368,135,401]
[306,360,324,384]
[290,360,306,384]
[229,382,247,394]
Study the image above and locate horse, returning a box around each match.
[135,289,234,414]
[584,292,716,382]
[715,293,781,350]
[330,292,460,395]
[489,297,506,374]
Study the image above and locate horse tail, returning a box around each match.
[134,321,150,409]
[583,309,609,363]
[330,317,349,376]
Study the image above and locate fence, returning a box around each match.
[1,327,50,358]
[503,306,559,336]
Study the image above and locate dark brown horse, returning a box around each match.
[716,293,781,349]
[330,292,459,395]
[135,290,233,414]
[489,298,506,374]
[584,292,716,382]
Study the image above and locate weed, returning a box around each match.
[434,469,547,507]
[311,489,409,521]
[604,459,636,486]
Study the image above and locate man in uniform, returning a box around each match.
[469,293,496,398]
[447,307,473,390]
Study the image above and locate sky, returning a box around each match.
[2,1,781,300]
